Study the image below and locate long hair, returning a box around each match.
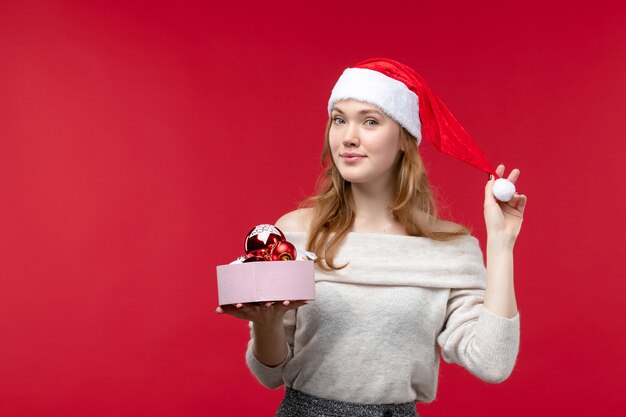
[302,118,469,271]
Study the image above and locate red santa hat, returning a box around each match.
[327,57,515,202]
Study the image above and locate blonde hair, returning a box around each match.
[301,118,469,270]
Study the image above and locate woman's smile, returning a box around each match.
[340,152,366,163]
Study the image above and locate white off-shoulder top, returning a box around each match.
[246,231,520,404]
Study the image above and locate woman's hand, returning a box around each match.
[215,300,307,326]
[484,164,527,245]
[216,300,306,367]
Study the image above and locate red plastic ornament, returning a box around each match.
[244,224,285,254]
[247,249,271,261]
[271,241,297,261]
[242,253,266,263]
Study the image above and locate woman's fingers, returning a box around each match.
[495,164,520,183]
[284,300,308,308]
[215,300,309,319]
[496,164,505,177]
[485,174,496,203]
[511,194,527,214]
[496,163,521,185]
[217,304,242,314]
[277,300,308,310]
[508,169,520,183]
[501,192,527,219]
[507,168,520,185]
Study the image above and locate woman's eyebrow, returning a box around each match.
[331,108,385,117]
[360,109,385,117]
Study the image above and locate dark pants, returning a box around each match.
[276,387,420,417]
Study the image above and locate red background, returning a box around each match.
[1,0,625,415]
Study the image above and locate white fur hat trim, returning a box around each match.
[328,68,422,143]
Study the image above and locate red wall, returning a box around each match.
[1,0,625,415]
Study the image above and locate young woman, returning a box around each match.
[216,57,527,417]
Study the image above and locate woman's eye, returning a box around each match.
[333,117,345,124]
[365,119,378,126]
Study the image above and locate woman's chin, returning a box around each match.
[339,174,372,184]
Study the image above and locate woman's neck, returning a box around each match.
[350,182,407,235]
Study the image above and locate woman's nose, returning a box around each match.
[342,124,360,147]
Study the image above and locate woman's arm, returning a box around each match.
[217,301,302,389]
[483,164,527,319]
[216,301,305,366]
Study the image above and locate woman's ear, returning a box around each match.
[398,128,408,152]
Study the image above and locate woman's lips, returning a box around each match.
[340,153,365,163]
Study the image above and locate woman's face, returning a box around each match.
[329,99,403,186]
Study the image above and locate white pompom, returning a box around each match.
[492,178,516,202]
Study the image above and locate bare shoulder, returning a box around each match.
[415,210,467,233]
[275,208,313,232]
[432,218,467,233]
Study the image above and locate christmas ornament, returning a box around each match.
[244,224,285,254]
[271,241,297,261]
[245,249,271,261]
[238,224,299,262]
[242,253,267,263]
